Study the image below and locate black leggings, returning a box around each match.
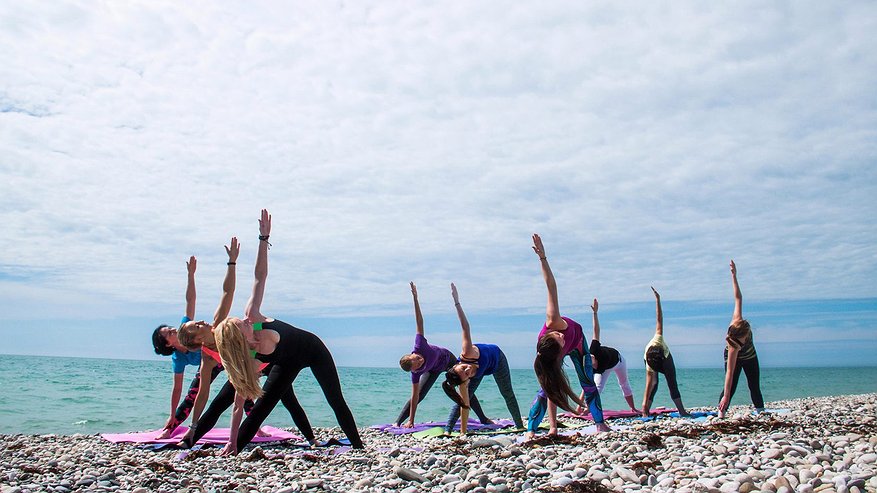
[647,353,682,401]
[185,369,312,446]
[237,339,363,449]
[168,365,223,431]
[719,354,764,408]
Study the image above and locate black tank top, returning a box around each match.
[255,319,325,367]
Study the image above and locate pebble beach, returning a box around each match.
[2,393,875,493]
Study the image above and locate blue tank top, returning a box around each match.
[461,343,502,379]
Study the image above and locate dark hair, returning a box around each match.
[726,320,752,348]
[645,346,665,373]
[533,334,579,413]
[399,355,414,372]
[442,368,469,409]
[152,325,174,356]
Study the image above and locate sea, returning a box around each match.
[0,354,875,435]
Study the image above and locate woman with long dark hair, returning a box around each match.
[441,283,524,434]
[527,234,609,437]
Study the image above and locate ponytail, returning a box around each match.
[215,318,264,401]
[533,334,580,413]
[442,368,469,409]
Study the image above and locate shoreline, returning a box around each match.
[1,393,875,493]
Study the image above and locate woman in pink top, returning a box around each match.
[527,234,609,437]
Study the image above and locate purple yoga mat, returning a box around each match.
[100,425,301,444]
[371,418,517,435]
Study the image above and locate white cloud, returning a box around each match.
[1,0,875,332]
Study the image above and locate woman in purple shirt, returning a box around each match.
[396,282,491,427]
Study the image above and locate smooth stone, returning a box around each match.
[614,466,639,483]
[472,439,499,448]
[588,470,609,481]
[720,481,741,492]
[764,449,785,460]
[395,467,428,483]
[739,482,757,493]
[301,479,323,488]
[455,481,476,492]
[442,474,463,485]
[554,477,573,488]
[776,477,793,490]
[858,454,876,464]
[400,488,419,493]
[797,485,814,493]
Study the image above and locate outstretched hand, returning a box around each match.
[187,256,197,274]
[730,260,737,277]
[532,234,546,259]
[451,283,460,304]
[259,209,272,237]
[410,281,418,298]
[225,237,240,263]
[591,298,598,312]
[651,286,660,299]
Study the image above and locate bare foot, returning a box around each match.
[155,429,173,440]
[596,422,611,433]
[255,427,271,438]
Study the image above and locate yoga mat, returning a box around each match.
[101,426,301,445]
[560,407,675,421]
[371,418,518,435]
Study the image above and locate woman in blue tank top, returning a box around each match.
[441,283,524,434]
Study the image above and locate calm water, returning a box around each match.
[0,354,874,435]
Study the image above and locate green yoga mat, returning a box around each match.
[410,421,581,439]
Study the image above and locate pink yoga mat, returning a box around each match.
[101,425,301,444]
[560,407,675,421]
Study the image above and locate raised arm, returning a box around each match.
[730,260,742,324]
[532,234,567,331]
[185,256,197,320]
[411,282,424,336]
[212,238,240,327]
[451,283,476,357]
[591,298,600,342]
[244,209,271,322]
[651,287,663,336]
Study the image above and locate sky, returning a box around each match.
[1,1,875,368]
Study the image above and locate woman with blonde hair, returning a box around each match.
[718,260,764,418]
[182,209,362,454]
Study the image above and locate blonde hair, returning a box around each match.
[215,318,264,401]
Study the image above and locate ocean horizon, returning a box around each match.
[1,354,875,436]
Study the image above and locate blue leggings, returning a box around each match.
[527,348,604,432]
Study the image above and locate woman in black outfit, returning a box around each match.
[183,209,363,454]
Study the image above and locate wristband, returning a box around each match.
[259,235,272,249]
[227,262,236,266]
